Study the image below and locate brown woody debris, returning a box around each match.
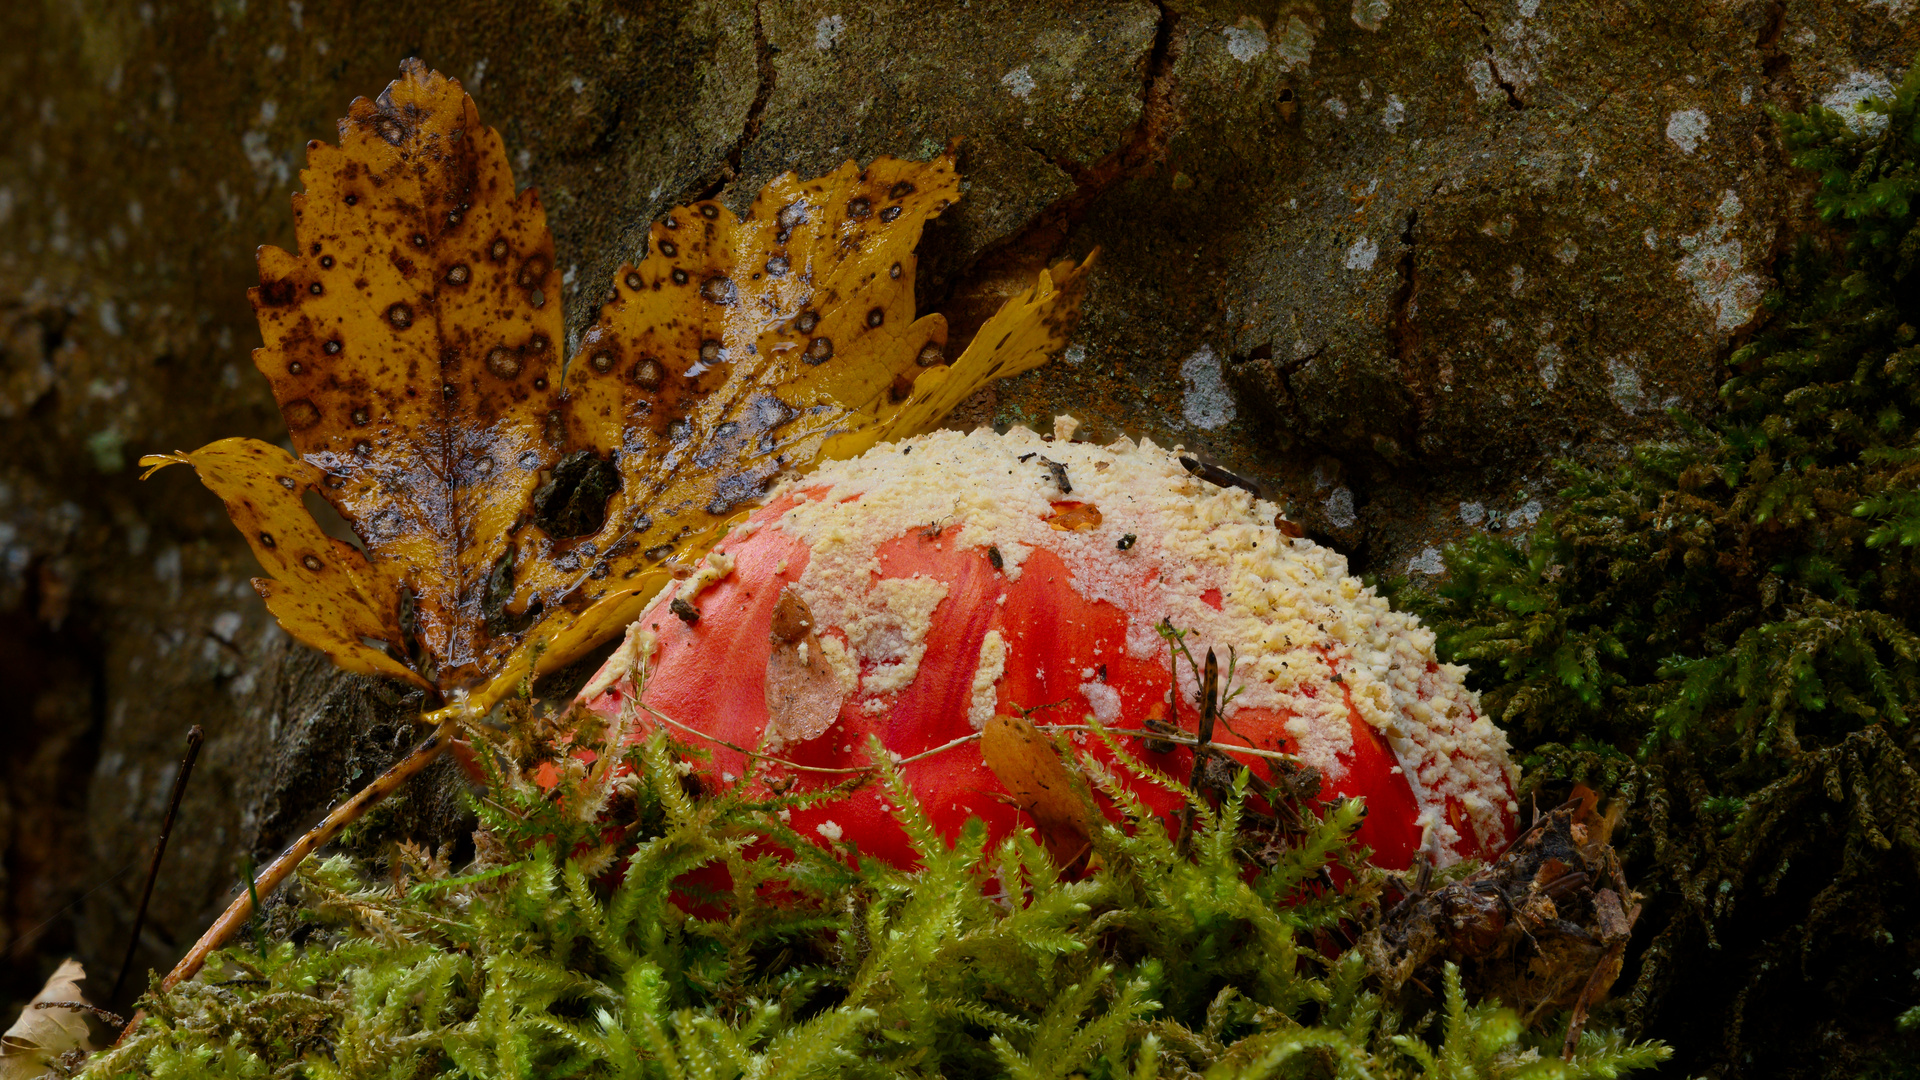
[1361,800,1640,1043]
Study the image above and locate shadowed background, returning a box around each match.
[2,0,1915,1067]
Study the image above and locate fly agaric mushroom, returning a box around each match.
[580,420,1519,871]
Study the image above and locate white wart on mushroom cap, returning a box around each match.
[759,421,1520,859]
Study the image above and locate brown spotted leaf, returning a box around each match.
[143,60,1094,715]
[981,713,1097,865]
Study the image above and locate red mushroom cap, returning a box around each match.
[582,422,1518,870]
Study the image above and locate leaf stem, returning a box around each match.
[152,712,462,994]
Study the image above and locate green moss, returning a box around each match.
[87,711,1664,1079]
[1393,55,1920,1080]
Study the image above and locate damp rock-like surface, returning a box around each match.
[1,0,1916,1059]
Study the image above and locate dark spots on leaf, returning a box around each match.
[412,233,427,248]
[445,263,470,285]
[916,343,944,367]
[591,352,615,373]
[324,339,342,355]
[766,255,789,277]
[284,399,321,429]
[344,194,358,206]
[701,275,738,305]
[320,255,334,269]
[890,262,902,280]
[259,531,276,548]
[529,334,549,353]
[707,469,778,515]
[866,307,884,328]
[259,279,297,306]
[847,197,872,220]
[625,271,643,290]
[879,205,902,223]
[664,217,679,230]
[889,181,915,199]
[532,449,619,538]
[700,339,722,364]
[277,476,297,490]
[530,289,546,308]
[658,239,678,257]
[805,336,834,364]
[351,406,370,425]
[301,554,323,571]
[777,202,808,229]
[309,282,324,295]
[288,360,305,375]
[533,376,547,390]
[795,309,819,334]
[889,372,914,401]
[517,256,550,287]
[632,358,663,388]
[671,268,689,285]
[375,116,406,145]
[645,543,674,561]
[698,203,719,219]
[490,238,508,261]
[486,347,522,379]
[387,302,413,328]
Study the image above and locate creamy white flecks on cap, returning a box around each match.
[761,422,1518,857]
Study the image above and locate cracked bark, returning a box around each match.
[934,0,1183,354]
[690,0,777,205]
[1458,0,1527,110]
[1387,210,1425,452]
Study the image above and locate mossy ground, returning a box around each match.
[81,702,1665,1080]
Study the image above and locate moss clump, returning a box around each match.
[1396,55,1920,1080]
[86,706,1664,1079]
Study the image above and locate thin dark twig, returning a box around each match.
[112,724,204,1003]
[1187,648,1220,792]
[34,1000,127,1028]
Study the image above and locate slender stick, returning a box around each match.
[111,725,204,1003]
[633,693,1304,769]
[156,714,460,993]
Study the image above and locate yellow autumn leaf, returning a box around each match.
[142,59,1094,714]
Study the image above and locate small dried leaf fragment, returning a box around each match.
[147,59,1095,715]
[1045,501,1103,531]
[765,588,844,741]
[0,959,93,1080]
[765,631,846,743]
[981,713,1096,863]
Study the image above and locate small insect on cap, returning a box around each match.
[583,419,1519,871]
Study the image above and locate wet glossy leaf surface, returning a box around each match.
[143,60,1093,711]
